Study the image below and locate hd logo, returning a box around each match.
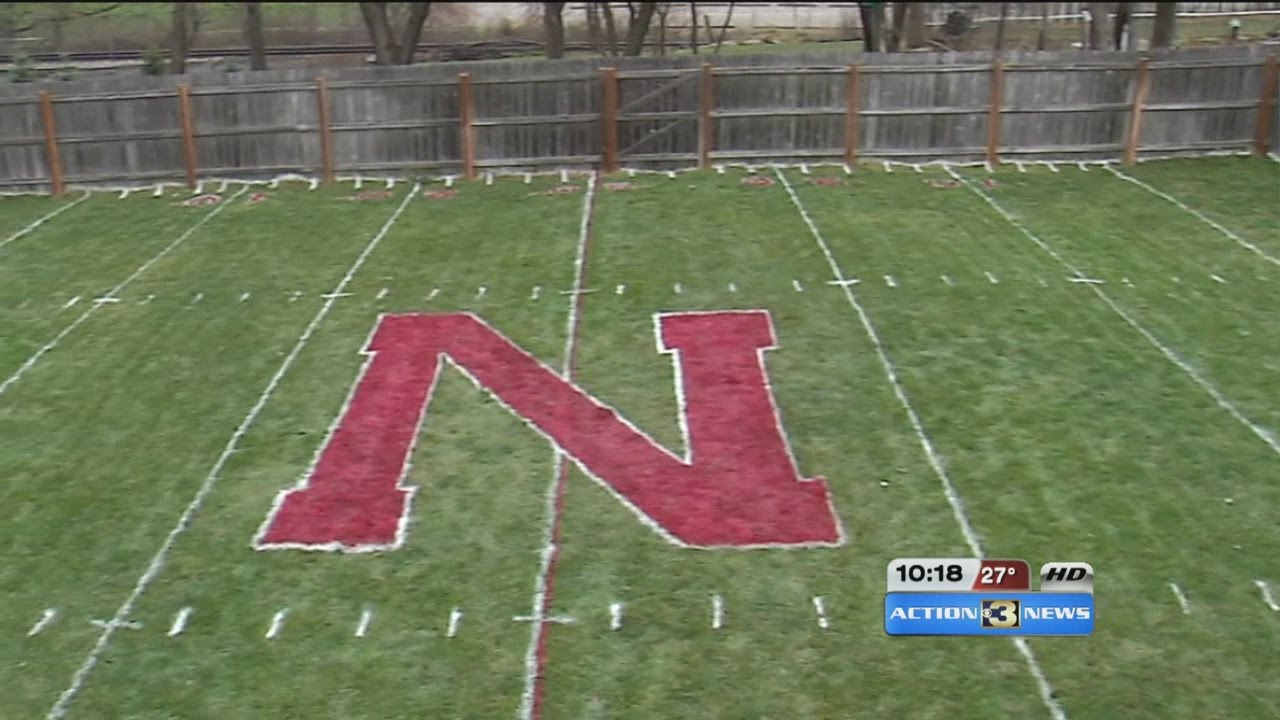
[981,599,1021,629]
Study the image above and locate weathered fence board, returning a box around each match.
[0,45,1275,189]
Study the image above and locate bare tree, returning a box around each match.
[993,2,1008,58]
[244,1,267,70]
[601,2,620,56]
[858,2,884,53]
[358,2,431,65]
[543,2,565,59]
[1151,2,1177,48]
[655,1,670,55]
[585,2,602,53]
[1037,2,1049,50]
[624,1,657,56]
[1113,2,1131,50]
[888,2,907,52]
[711,2,734,53]
[1086,2,1112,51]
[169,2,201,74]
[904,2,926,48]
[689,1,698,53]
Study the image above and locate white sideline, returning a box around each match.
[775,167,1069,720]
[44,184,420,720]
[517,172,597,720]
[1103,165,1280,269]
[948,167,1280,458]
[0,192,91,251]
[0,186,249,399]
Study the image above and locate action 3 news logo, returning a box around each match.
[980,599,1020,629]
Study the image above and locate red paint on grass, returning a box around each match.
[350,190,393,202]
[741,175,775,187]
[604,181,639,191]
[927,179,961,189]
[257,311,840,549]
[247,192,270,204]
[424,189,456,200]
[812,177,843,187]
[182,194,222,207]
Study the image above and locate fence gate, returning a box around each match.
[615,69,703,167]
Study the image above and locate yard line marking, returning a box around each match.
[941,274,954,286]
[168,607,192,637]
[448,607,463,638]
[984,160,994,173]
[2,186,248,399]
[1211,274,1227,284]
[673,282,682,294]
[728,281,738,293]
[427,288,440,301]
[376,287,389,300]
[239,292,251,302]
[477,285,487,299]
[485,172,494,186]
[355,606,373,637]
[616,284,625,294]
[1038,277,1048,287]
[950,167,1280,458]
[882,161,892,172]
[45,185,419,720]
[530,286,541,300]
[1122,277,1134,287]
[884,274,897,288]
[524,172,533,183]
[558,288,597,296]
[320,292,353,299]
[289,291,301,302]
[777,167,1069,720]
[666,170,677,179]
[712,594,725,630]
[560,169,570,183]
[800,163,810,174]
[92,297,120,305]
[626,168,637,177]
[118,188,130,199]
[1255,581,1280,611]
[514,614,575,624]
[1172,276,1182,284]
[194,180,204,194]
[985,271,999,284]
[89,619,141,631]
[354,174,363,189]
[385,178,395,189]
[152,183,164,197]
[28,609,57,637]
[139,294,154,305]
[62,295,81,309]
[265,609,288,639]
[793,279,804,292]
[912,163,922,173]
[1170,583,1191,614]
[269,178,280,189]
[1016,161,1026,173]
[842,163,852,175]
[1104,165,1280,268]
[1045,162,1059,173]
[0,192,90,250]
[520,173,598,720]
[715,164,726,174]
[309,178,319,190]
[190,292,203,305]
[445,176,455,188]
[812,596,830,629]
[1077,162,1089,171]
[217,180,229,193]
[609,602,623,631]
[1068,277,1105,284]
[18,299,30,309]
[826,278,860,287]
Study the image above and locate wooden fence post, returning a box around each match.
[177,83,199,188]
[844,65,860,168]
[1125,58,1152,166]
[699,63,714,169]
[601,67,619,173]
[37,91,65,197]
[315,77,335,184]
[986,59,1005,167]
[1254,54,1279,156]
[458,72,477,180]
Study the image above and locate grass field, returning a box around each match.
[1,155,1278,720]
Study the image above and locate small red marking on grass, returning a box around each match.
[982,178,1000,189]
[424,189,456,200]
[349,190,394,202]
[812,177,842,187]
[182,194,222,207]
[741,175,775,187]
[247,192,270,204]
[604,182,639,191]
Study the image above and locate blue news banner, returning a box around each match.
[884,592,1094,636]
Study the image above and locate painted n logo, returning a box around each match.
[255,310,844,550]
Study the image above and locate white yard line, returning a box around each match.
[775,167,1068,720]
[1170,583,1192,614]
[517,172,597,720]
[167,607,192,637]
[1,186,249,399]
[1103,165,1280,269]
[265,609,288,639]
[0,192,91,251]
[609,602,624,631]
[447,607,463,638]
[949,167,1280,458]
[711,593,725,630]
[28,608,58,637]
[45,184,420,720]
[1255,580,1280,611]
[355,606,373,637]
[811,596,830,630]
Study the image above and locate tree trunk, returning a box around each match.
[1087,3,1112,50]
[543,2,566,59]
[245,1,267,71]
[358,3,397,65]
[1113,2,1131,50]
[585,3,602,53]
[993,2,1009,58]
[712,2,733,53]
[888,2,906,52]
[689,1,698,53]
[904,2,926,48]
[624,1,657,56]
[602,2,620,56]
[170,2,189,74]
[395,2,430,65]
[1151,1,1176,48]
[858,2,880,53]
[656,2,669,55]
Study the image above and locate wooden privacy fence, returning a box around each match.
[0,47,1276,194]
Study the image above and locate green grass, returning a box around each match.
[0,157,1277,719]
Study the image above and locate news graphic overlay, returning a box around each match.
[884,559,1094,636]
